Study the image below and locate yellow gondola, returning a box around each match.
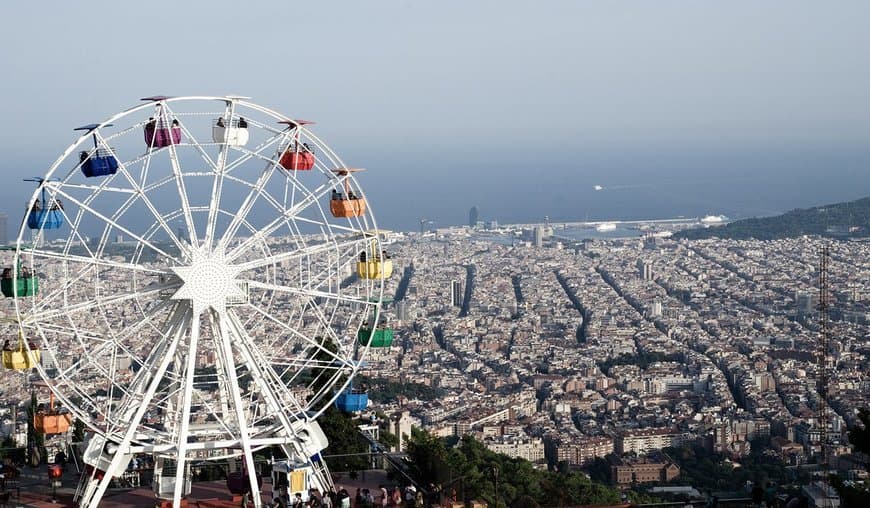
[2,330,40,370]
[356,235,393,280]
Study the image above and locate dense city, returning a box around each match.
[355,224,867,505]
[0,215,867,507]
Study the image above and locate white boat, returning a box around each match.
[595,223,617,232]
[700,215,727,224]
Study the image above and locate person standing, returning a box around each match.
[751,482,764,508]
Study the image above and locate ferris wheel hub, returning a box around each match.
[170,248,244,314]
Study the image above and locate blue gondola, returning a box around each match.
[76,124,118,178]
[335,386,368,412]
[25,178,64,230]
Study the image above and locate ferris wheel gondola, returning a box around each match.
[278,119,316,170]
[76,124,119,178]
[330,168,367,218]
[25,178,64,230]
[9,96,393,507]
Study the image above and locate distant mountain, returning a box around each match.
[674,197,870,240]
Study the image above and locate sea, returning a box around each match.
[358,147,870,233]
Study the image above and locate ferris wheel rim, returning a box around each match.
[7,96,388,450]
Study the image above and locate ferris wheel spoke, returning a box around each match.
[165,142,199,247]
[243,279,373,306]
[48,182,136,195]
[221,309,308,423]
[243,302,354,370]
[47,184,183,264]
[27,282,175,322]
[235,235,360,273]
[22,261,117,315]
[216,160,280,253]
[225,181,337,261]
[51,299,177,382]
[109,152,189,255]
[203,102,236,250]
[28,248,167,276]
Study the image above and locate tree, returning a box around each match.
[319,406,369,472]
[73,418,86,443]
[848,408,870,455]
[26,392,46,466]
[404,430,620,507]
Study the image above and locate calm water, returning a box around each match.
[356,146,870,232]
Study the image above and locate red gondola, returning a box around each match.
[278,119,316,170]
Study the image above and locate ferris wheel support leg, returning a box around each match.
[82,305,190,508]
[215,310,263,507]
[173,307,202,507]
[225,312,335,499]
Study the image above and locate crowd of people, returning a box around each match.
[272,485,423,508]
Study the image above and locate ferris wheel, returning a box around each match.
[4,96,393,507]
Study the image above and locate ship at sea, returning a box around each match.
[595,222,617,232]
[700,214,728,224]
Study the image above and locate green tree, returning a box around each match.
[319,406,369,472]
[26,392,46,466]
[73,418,86,443]
[848,408,870,455]
[405,430,620,507]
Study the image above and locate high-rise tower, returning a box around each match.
[450,280,463,307]
[469,206,479,228]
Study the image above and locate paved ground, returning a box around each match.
[2,468,392,507]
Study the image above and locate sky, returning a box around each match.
[1,1,868,231]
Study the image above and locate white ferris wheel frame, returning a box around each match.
[7,96,389,507]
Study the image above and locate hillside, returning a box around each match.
[674,197,870,240]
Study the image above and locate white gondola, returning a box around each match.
[212,118,249,146]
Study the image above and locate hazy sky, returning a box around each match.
[1,1,868,230]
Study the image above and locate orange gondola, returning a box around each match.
[34,391,72,435]
[329,168,367,218]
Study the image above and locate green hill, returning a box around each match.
[674,197,870,240]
